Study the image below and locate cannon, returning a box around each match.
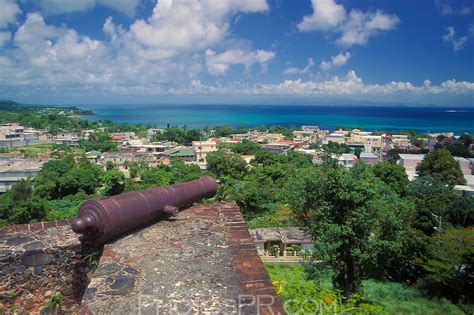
[71,176,217,244]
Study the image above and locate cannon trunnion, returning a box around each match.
[71,176,217,244]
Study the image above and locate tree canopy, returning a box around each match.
[286,164,411,296]
[416,148,466,187]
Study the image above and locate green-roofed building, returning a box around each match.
[86,150,102,160]
[163,147,195,162]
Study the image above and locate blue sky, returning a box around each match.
[0,0,473,105]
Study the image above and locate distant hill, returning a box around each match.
[0,99,95,115]
[0,99,20,106]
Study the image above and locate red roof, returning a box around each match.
[112,135,124,140]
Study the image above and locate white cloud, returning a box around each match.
[0,31,11,46]
[169,70,474,98]
[205,48,274,75]
[127,0,268,54]
[338,10,399,47]
[443,26,469,52]
[283,58,315,75]
[297,0,345,31]
[0,0,21,28]
[0,1,272,87]
[23,0,141,17]
[435,0,473,16]
[5,13,110,85]
[297,0,399,47]
[320,52,350,70]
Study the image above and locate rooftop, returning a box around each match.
[249,227,313,244]
[164,147,195,157]
[399,154,425,160]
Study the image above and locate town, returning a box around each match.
[2,121,473,196]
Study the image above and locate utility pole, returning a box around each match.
[432,213,442,233]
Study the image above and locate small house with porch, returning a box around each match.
[249,227,313,257]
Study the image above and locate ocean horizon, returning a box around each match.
[80,104,474,134]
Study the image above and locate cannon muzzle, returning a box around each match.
[71,176,217,244]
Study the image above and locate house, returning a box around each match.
[0,123,24,140]
[53,132,80,146]
[0,158,48,193]
[349,129,372,144]
[192,140,218,163]
[146,128,164,139]
[86,150,102,161]
[249,227,313,257]
[454,157,472,176]
[230,133,252,141]
[359,152,379,164]
[261,133,285,143]
[398,154,425,172]
[162,147,196,162]
[97,152,157,171]
[264,142,293,154]
[301,125,319,133]
[390,135,411,149]
[337,153,358,168]
[468,158,474,175]
[362,135,383,153]
[322,133,346,144]
[454,185,474,196]
[133,142,176,155]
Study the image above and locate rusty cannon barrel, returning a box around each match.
[71,176,217,244]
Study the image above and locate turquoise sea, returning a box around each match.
[80,104,474,134]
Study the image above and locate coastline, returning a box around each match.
[78,104,474,135]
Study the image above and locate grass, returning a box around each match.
[265,264,464,315]
[244,207,299,229]
[5,143,55,155]
[4,143,85,156]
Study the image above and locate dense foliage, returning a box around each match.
[416,148,467,187]
[286,163,412,296]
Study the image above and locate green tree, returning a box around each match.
[207,151,248,180]
[416,148,466,187]
[79,132,117,152]
[445,194,474,228]
[10,179,32,202]
[9,196,50,224]
[286,164,409,297]
[372,162,409,195]
[102,170,125,196]
[168,160,202,183]
[406,175,456,236]
[322,141,351,155]
[140,167,171,187]
[386,148,401,164]
[421,228,473,303]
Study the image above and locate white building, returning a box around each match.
[301,125,319,133]
[192,140,218,163]
[362,135,383,153]
[0,123,24,140]
[323,133,346,144]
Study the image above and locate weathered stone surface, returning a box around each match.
[0,224,96,314]
[5,236,34,246]
[20,250,53,267]
[81,202,285,315]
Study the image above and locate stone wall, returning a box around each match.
[0,221,101,314]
